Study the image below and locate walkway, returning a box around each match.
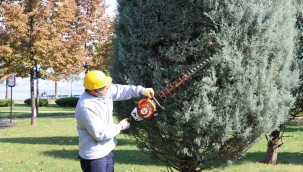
[0,119,16,129]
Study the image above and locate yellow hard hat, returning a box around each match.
[84,70,112,90]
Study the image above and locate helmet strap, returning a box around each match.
[97,88,106,100]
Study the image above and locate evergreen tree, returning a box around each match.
[291,0,303,115]
[263,1,303,165]
[112,0,299,171]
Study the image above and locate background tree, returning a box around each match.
[0,0,81,125]
[72,0,113,73]
[0,2,13,98]
[45,0,113,94]
[263,0,303,165]
[0,0,113,123]
[291,0,303,116]
[112,0,299,171]
[91,40,113,72]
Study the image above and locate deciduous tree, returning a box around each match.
[0,0,80,125]
[73,0,113,73]
[0,0,113,124]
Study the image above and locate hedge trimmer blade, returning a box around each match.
[130,56,213,121]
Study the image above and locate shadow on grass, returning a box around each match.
[0,136,136,147]
[43,149,79,161]
[237,151,303,165]
[14,103,58,107]
[0,136,78,145]
[0,135,158,166]
[42,149,163,166]
[116,137,136,146]
[114,149,163,166]
[284,126,303,133]
[39,138,163,166]
[0,112,74,119]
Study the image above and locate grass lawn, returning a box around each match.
[204,124,303,172]
[0,118,168,172]
[0,102,75,119]
[0,116,302,171]
[1,102,75,111]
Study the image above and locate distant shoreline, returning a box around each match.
[0,77,85,100]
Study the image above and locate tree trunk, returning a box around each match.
[70,76,73,97]
[264,129,280,164]
[179,156,198,172]
[5,79,9,99]
[30,68,37,125]
[35,77,39,115]
[55,80,58,99]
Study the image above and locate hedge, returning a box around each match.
[0,99,14,107]
[24,98,49,107]
[55,97,79,107]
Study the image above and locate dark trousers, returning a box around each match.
[79,152,115,172]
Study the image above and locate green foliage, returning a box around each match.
[24,98,49,107]
[291,0,303,116]
[113,0,299,171]
[0,99,14,107]
[55,97,79,107]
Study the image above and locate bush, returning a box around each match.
[55,97,79,107]
[0,99,14,107]
[24,98,49,107]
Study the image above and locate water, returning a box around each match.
[0,77,85,100]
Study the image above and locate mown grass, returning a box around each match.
[1,103,75,111]
[0,112,74,119]
[0,118,168,172]
[204,124,303,172]
[0,113,302,171]
[0,102,75,119]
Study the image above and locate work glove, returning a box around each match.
[142,88,154,98]
[118,118,130,130]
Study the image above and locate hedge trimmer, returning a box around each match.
[129,56,213,122]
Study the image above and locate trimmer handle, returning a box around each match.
[151,94,165,110]
[127,116,134,122]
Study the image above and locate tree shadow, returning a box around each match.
[114,149,163,166]
[237,151,303,165]
[0,136,78,145]
[43,149,79,161]
[0,136,161,166]
[284,126,303,133]
[14,103,28,107]
[41,138,163,166]
[42,149,163,166]
[116,137,136,146]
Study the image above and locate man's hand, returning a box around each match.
[118,118,130,130]
[143,88,154,98]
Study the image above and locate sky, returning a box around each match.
[105,0,118,17]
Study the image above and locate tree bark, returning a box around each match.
[70,75,73,97]
[264,129,280,164]
[30,68,37,125]
[55,80,58,99]
[179,156,198,172]
[5,80,9,99]
[35,77,39,115]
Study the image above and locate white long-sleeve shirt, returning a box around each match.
[75,84,146,159]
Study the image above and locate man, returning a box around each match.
[75,70,154,172]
